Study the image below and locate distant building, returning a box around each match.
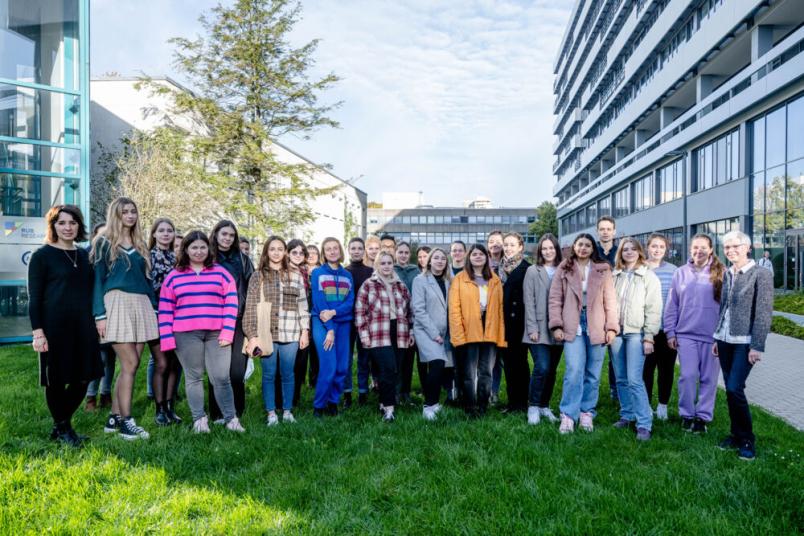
[553,0,804,288]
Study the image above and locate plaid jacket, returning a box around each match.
[243,269,310,343]
[354,274,412,349]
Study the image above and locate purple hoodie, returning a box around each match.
[663,258,720,342]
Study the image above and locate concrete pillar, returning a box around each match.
[696,75,716,102]
[615,146,626,163]
[660,106,678,129]
[751,25,774,62]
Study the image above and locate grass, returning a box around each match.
[1,345,802,534]
[774,292,804,315]
[771,316,804,341]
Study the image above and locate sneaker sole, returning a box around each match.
[738,455,756,461]
[119,433,145,441]
[103,427,118,434]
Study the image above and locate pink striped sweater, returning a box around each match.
[158,264,239,351]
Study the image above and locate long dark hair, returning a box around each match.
[258,235,290,276]
[463,243,493,281]
[563,233,605,273]
[45,204,87,243]
[209,219,240,261]
[535,233,562,266]
[176,230,213,270]
[690,233,724,302]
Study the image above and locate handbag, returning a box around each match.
[252,274,274,356]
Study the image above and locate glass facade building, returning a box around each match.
[0,0,90,341]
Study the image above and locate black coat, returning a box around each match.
[501,260,529,344]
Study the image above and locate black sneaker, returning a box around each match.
[154,404,171,426]
[681,417,694,432]
[104,413,121,434]
[343,392,353,409]
[165,399,182,424]
[718,436,739,450]
[326,402,338,416]
[357,392,368,406]
[738,442,756,461]
[692,417,707,434]
[119,417,150,440]
[55,425,84,449]
[313,408,324,419]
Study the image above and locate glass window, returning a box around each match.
[0,173,79,217]
[493,215,503,224]
[427,215,435,224]
[0,141,80,174]
[716,136,727,185]
[433,215,442,224]
[0,84,81,143]
[752,117,765,173]
[787,95,804,163]
[0,0,81,90]
[468,216,476,224]
[752,172,765,214]
[614,186,629,217]
[401,216,409,224]
[766,165,785,212]
[598,196,611,217]
[787,158,804,210]
[766,107,786,168]
[730,130,740,180]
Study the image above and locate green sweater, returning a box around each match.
[93,238,157,319]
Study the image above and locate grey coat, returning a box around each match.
[522,264,558,346]
[716,263,774,352]
[411,273,453,366]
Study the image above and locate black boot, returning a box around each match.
[358,392,368,406]
[165,399,182,424]
[326,402,338,416]
[154,402,171,426]
[55,421,83,448]
[343,392,353,409]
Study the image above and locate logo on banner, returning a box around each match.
[4,221,23,237]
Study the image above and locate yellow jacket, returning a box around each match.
[448,270,507,348]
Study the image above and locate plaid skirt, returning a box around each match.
[103,290,159,344]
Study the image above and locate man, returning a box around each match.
[395,241,422,405]
[758,250,774,278]
[595,215,619,401]
[450,240,466,275]
[380,233,397,256]
[345,237,375,406]
[486,230,504,404]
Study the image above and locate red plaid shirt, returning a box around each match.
[355,275,412,349]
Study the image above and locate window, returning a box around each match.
[694,217,739,259]
[598,196,611,218]
[586,203,597,228]
[766,107,786,168]
[633,173,655,212]
[694,129,740,191]
[788,95,804,163]
[752,117,765,173]
[614,186,630,218]
[659,159,683,203]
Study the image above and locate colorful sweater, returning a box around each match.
[158,264,239,351]
[310,263,354,330]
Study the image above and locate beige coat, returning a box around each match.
[612,264,662,342]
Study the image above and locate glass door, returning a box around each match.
[786,232,804,291]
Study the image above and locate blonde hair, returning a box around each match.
[614,237,646,271]
[364,234,380,265]
[425,247,452,281]
[373,251,396,272]
[93,196,151,272]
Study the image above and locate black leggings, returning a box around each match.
[643,330,677,405]
[423,359,445,406]
[45,382,88,424]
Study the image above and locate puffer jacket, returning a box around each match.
[612,264,662,342]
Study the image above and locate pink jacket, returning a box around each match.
[158,264,239,351]
[548,259,619,344]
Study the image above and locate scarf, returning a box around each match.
[499,253,523,283]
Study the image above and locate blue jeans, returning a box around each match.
[717,341,755,445]
[86,345,115,397]
[528,344,563,408]
[610,333,653,430]
[559,311,606,421]
[261,342,300,412]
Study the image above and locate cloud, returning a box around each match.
[91,0,572,207]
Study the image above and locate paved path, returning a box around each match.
[718,333,804,431]
[773,310,804,326]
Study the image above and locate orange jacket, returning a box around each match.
[448,270,507,348]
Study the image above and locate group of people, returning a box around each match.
[30,199,772,461]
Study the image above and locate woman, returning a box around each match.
[85,222,115,412]
[159,231,245,433]
[499,232,530,413]
[412,248,452,420]
[244,236,310,425]
[549,233,618,434]
[364,235,381,267]
[29,205,101,447]
[664,234,725,434]
[713,231,773,461]
[147,217,181,425]
[523,234,563,425]
[643,233,678,420]
[208,220,254,423]
[610,238,662,441]
[310,237,354,417]
[417,246,432,273]
[448,244,506,417]
[355,252,413,422]
[395,241,421,405]
[288,239,318,406]
[306,244,321,270]
[93,197,162,441]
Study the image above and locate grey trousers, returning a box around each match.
[174,330,235,422]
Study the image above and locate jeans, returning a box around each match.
[312,319,351,409]
[348,325,371,394]
[398,345,418,396]
[491,357,503,397]
[293,343,316,407]
[717,341,755,445]
[611,333,653,430]
[462,342,496,413]
[528,344,562,408]
[261,341,299,412]
[86,345,115,397]
[677,337,720,421]
[559,311,606,421]
[174,330,235,422]
[209,318,247,419]
[501,342,530,409]
[643,330,676,405]
[423,359,446,406]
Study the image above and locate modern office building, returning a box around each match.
[553,0,804,288]
[368,206,537,248]
[0,0,90,342]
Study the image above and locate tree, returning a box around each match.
[142,0,342,238]
[529,201,558,238]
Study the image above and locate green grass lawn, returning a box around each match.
[1,345,802,534]
[774,292,804,315]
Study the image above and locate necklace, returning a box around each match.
[62,248,78,268]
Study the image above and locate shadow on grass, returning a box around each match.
[0,345,802,534]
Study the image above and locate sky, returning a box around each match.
[90,0,573,207]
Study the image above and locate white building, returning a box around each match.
[90,76,366,247]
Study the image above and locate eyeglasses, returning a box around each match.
[289,250,305,256]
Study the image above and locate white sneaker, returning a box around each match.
[539,407,559,423]
[383,407,395,422]
[432,403,443,414]
[422,406,437,421]
[656,404,668,421]
[283,411,296,423]
[266,413,279,426]
[212,418,225,426]
[226,417,246,433]
[559,414,575,434]
[527,406,541,425]
[192,416,210,434]
[579,412,594,432]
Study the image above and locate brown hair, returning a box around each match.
[258,235,290,277]
[464,243,493,281]
[176,230,213,270]
[596,215,616,228]
[690,233,724,302]
[647,233,670,250]
[614,237,647,270]
[45,204,87,243]
[320,237,345,264]
[147,217,176,250]
[503,232,524,247]
[534,233,562,266]
[425,247,452,281]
